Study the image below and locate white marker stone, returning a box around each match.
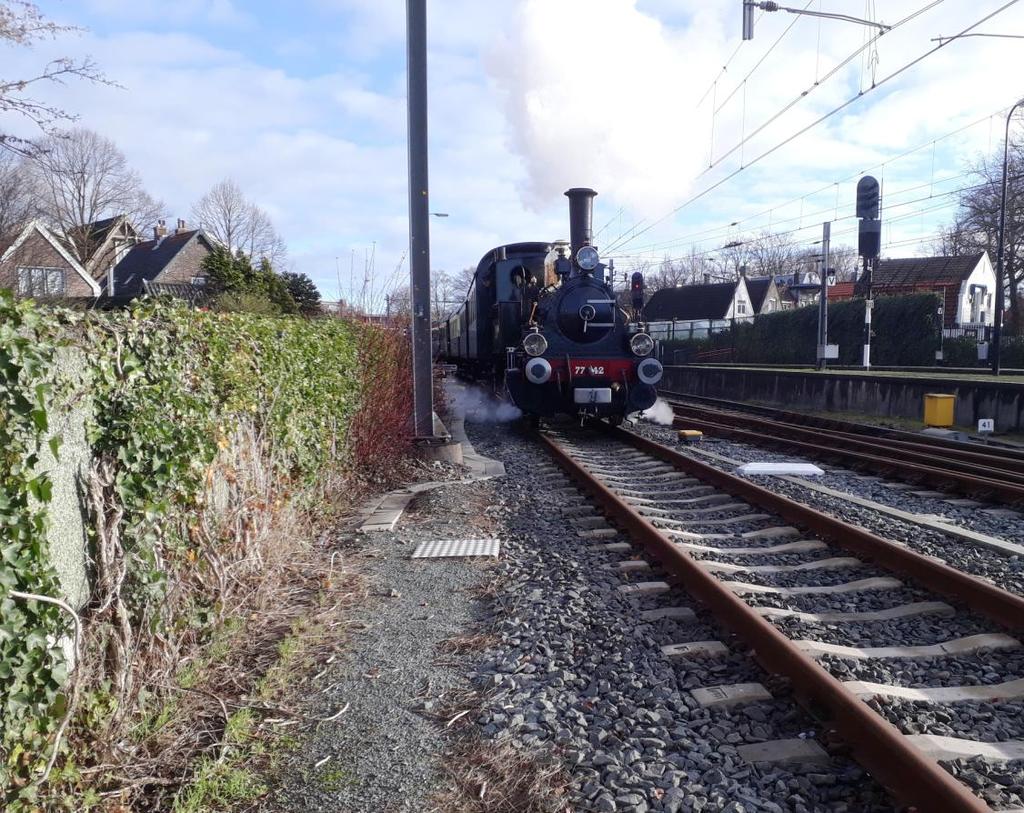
[736,739,830,766]
[691,683,772,708]
[724,576,902,596]
[907,735,1024,763]
[845,677,1024,703]
[796,633,1020,660]
[699,557,860,574]
[640,606,696,621]
[736,462,825,476]
[661,641,729,658]
[756,601,954,623]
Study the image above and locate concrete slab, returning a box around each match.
[724,576,902,596]
[675,540,827,556]
[411,539,501,559]
[912,490,948,499]
[736,739,830,766]
[943,498,984,508]
[661,641,729,658]
[740,526,800,539]
[590,542,632,552]
[845,677,1024,703]
[796,633,1020,660]
[699,556,860,575]
[619,581,671,596]
[604,560,651,572]
[640,606,697,621]
[578,528,618,539]
[691,683,772,708]
[982,508,1024,518]
[574,516,611,529]
[756,600,955,623]
[907,735,1024,762]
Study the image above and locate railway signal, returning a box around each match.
[856,175,881,370]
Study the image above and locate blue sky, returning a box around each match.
[13,1,1024,308]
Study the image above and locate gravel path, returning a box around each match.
[273,477,500,812]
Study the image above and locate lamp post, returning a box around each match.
[992,97,1024,376]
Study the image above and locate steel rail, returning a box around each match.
[659,389,1024,464]
[667,401,1024,475]
[670,403,1024,486]
[668,412,1024,507]
[538,429,994,813]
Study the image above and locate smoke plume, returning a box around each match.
[487,0,721,215]
[448,384,523,424]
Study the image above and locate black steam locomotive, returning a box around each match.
[435,188,661,423]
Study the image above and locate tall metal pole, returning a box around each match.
[817,221,831,370]
[992,98,1024,376]
[406,0,434,437]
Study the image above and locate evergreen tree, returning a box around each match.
[281,271,322,315]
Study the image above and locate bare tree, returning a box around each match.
[0,150,34,235]
[27,128,164,262]
[1,2,112,155]
[934,142,1024,333]
[191,178,287,267]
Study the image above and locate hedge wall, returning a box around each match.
[0,296,411,809]
[663,293,942,366]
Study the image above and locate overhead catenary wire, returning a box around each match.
[605,103,1010,258]
[604,1,1020,258]
[604,0,957,257]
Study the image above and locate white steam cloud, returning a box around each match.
[641,398,674,426]
[487,0,720,215]
[448,384,523,424]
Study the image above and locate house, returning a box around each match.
[105,219,215,303]
[745,276,784,314]
[66,215,140,284]
[868,252,995,327]
[644,278,752,340]
[0,220,101,302]
[776,270,824,308]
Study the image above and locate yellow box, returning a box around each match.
[677,429,703,444]
[923,393,955,427]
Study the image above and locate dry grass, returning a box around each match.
[437,632,500,657]
[431,736,572,813]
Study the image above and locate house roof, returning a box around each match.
[828,282,857,300]
[874,253,987,288]
[110,230,209,296]
[645,281,738,321]
[744,277,774,311]
[0,220,100,296]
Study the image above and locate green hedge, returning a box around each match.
[663,294,942,366]
[1,296,409,808]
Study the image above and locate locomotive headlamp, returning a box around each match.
[523,332,548,357]
[576,245,600,271]
[630,332,655,357]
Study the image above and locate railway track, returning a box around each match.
[659,394,1024,507]
[539,424,1024,813]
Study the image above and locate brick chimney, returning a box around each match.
[174,218,189,235]
[153,219,167,239]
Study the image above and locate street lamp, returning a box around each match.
[992,97,1024,376]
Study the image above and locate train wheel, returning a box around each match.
[607,415,624,427]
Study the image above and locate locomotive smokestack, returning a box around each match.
[565,187,597,260]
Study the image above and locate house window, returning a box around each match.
[737,299,747,315]
[191,276,207,287]
[17,267,66,298]
[764,299,775,313]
